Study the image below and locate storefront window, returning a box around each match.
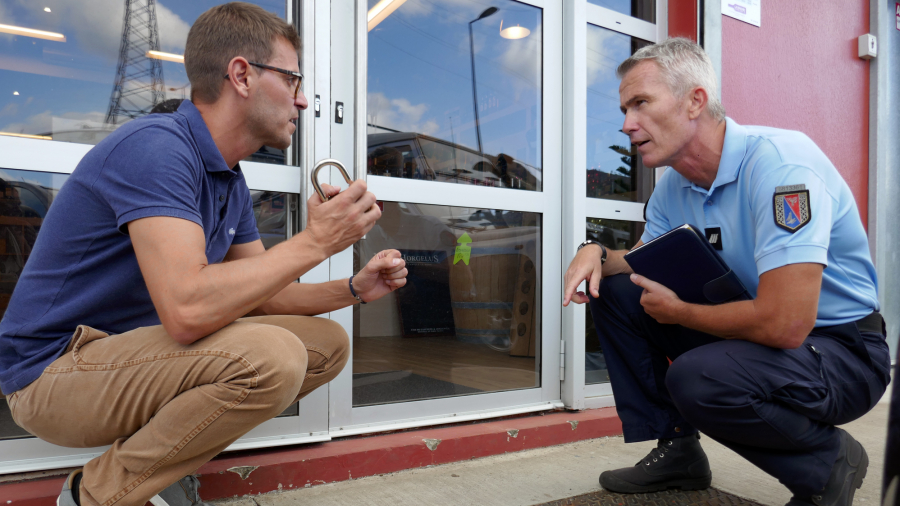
[586,24,652,202]
[353,202,541,406]
[367,0,542,191]
[584,217,643,385]
[0,167,298,440]
[587,0,656,23]
[0,1,288,164]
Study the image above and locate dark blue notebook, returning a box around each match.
[623,224,751,305]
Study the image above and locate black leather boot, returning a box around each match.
[785,429,868,506]
[599,433,712,493]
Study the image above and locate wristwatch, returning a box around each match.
[577,239,607,264]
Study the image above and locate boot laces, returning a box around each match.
[637,439,673,467]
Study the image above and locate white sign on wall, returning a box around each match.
[722,0,761,27]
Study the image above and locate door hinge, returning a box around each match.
[559,339,565,380]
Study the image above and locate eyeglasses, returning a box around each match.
[224,61,303,99]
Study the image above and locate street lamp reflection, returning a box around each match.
[468,7,499,155]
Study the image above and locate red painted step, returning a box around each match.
[2,407,622,504]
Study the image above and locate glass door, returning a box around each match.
[560,0,666,410]
[0,0,326,473]
[326,0,564,436]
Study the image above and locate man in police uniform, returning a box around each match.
[563,38,891,506]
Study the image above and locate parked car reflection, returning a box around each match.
[368,133,541,191]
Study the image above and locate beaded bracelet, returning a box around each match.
[349,275,366,304]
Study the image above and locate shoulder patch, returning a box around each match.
[773,189,811,233]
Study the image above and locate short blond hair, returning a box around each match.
[185,2,301,103]
[617,37,725,121]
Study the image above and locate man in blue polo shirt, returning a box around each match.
[0,4,407,506]
[563,38,890,506]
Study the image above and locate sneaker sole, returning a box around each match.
[599,473,713,494]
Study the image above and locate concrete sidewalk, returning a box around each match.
[214,387,893,506]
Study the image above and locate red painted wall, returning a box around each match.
[669,0,699,41]
[720,1,870,226]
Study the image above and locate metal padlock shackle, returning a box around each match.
[311,158,354,202]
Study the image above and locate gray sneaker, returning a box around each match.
[57,469,82,506]
[149,475,212,506]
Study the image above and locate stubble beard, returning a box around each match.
[248,102,291,151]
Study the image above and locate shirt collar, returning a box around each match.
[679,116,747,193]
[177,100,234,174]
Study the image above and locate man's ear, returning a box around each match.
[224,57,253,99]
[686,86,709,120]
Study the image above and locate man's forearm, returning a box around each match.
[633,263,821,350]
[152,231,329,343]
[253,279,358,316]
[676,299,809,349]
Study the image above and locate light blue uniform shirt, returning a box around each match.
[641,117,879,327]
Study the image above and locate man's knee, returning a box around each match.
[592,274,644,318]
[309,318,350,382]
[237,324,309,411]
[598,273,641,300]
[665,343,757,426]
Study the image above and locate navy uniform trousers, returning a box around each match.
[588,274,892,497]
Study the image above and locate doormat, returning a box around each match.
[352,370,481,406]
[532,487,765,506]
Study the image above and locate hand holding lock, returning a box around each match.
[305,159,381,257]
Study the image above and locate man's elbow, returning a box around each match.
[770,317,816,349]
[160,308,209,345]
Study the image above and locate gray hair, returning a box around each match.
[617,38,725,121]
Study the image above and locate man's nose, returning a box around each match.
[295,90,309,110]
[621,112,639,137]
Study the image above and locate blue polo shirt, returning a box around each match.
[642,117,878,327]
[0,101,260,394]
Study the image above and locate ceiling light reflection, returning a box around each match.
[500,25,530,39]
[0,23,65,42]
[146,50,184,63]
[367,0,407,32]
[0,132,52,140]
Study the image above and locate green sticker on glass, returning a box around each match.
[454,232,472,265]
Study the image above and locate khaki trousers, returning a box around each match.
[5,315,349,506]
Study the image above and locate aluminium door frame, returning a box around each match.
[325,0,565,436]
[560,0,667,411]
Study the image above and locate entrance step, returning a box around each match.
[1,407,622,505]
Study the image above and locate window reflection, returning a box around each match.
[586,24,652,202]
[0,1,287,164]
[584,217,643,385]
[353,202,541,406]
[367,0,542,191]
[251,191,297,250]
[587,0,656,23]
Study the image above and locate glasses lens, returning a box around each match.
[294,76,302,99]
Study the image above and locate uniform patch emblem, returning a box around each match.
[773,189,811,232]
